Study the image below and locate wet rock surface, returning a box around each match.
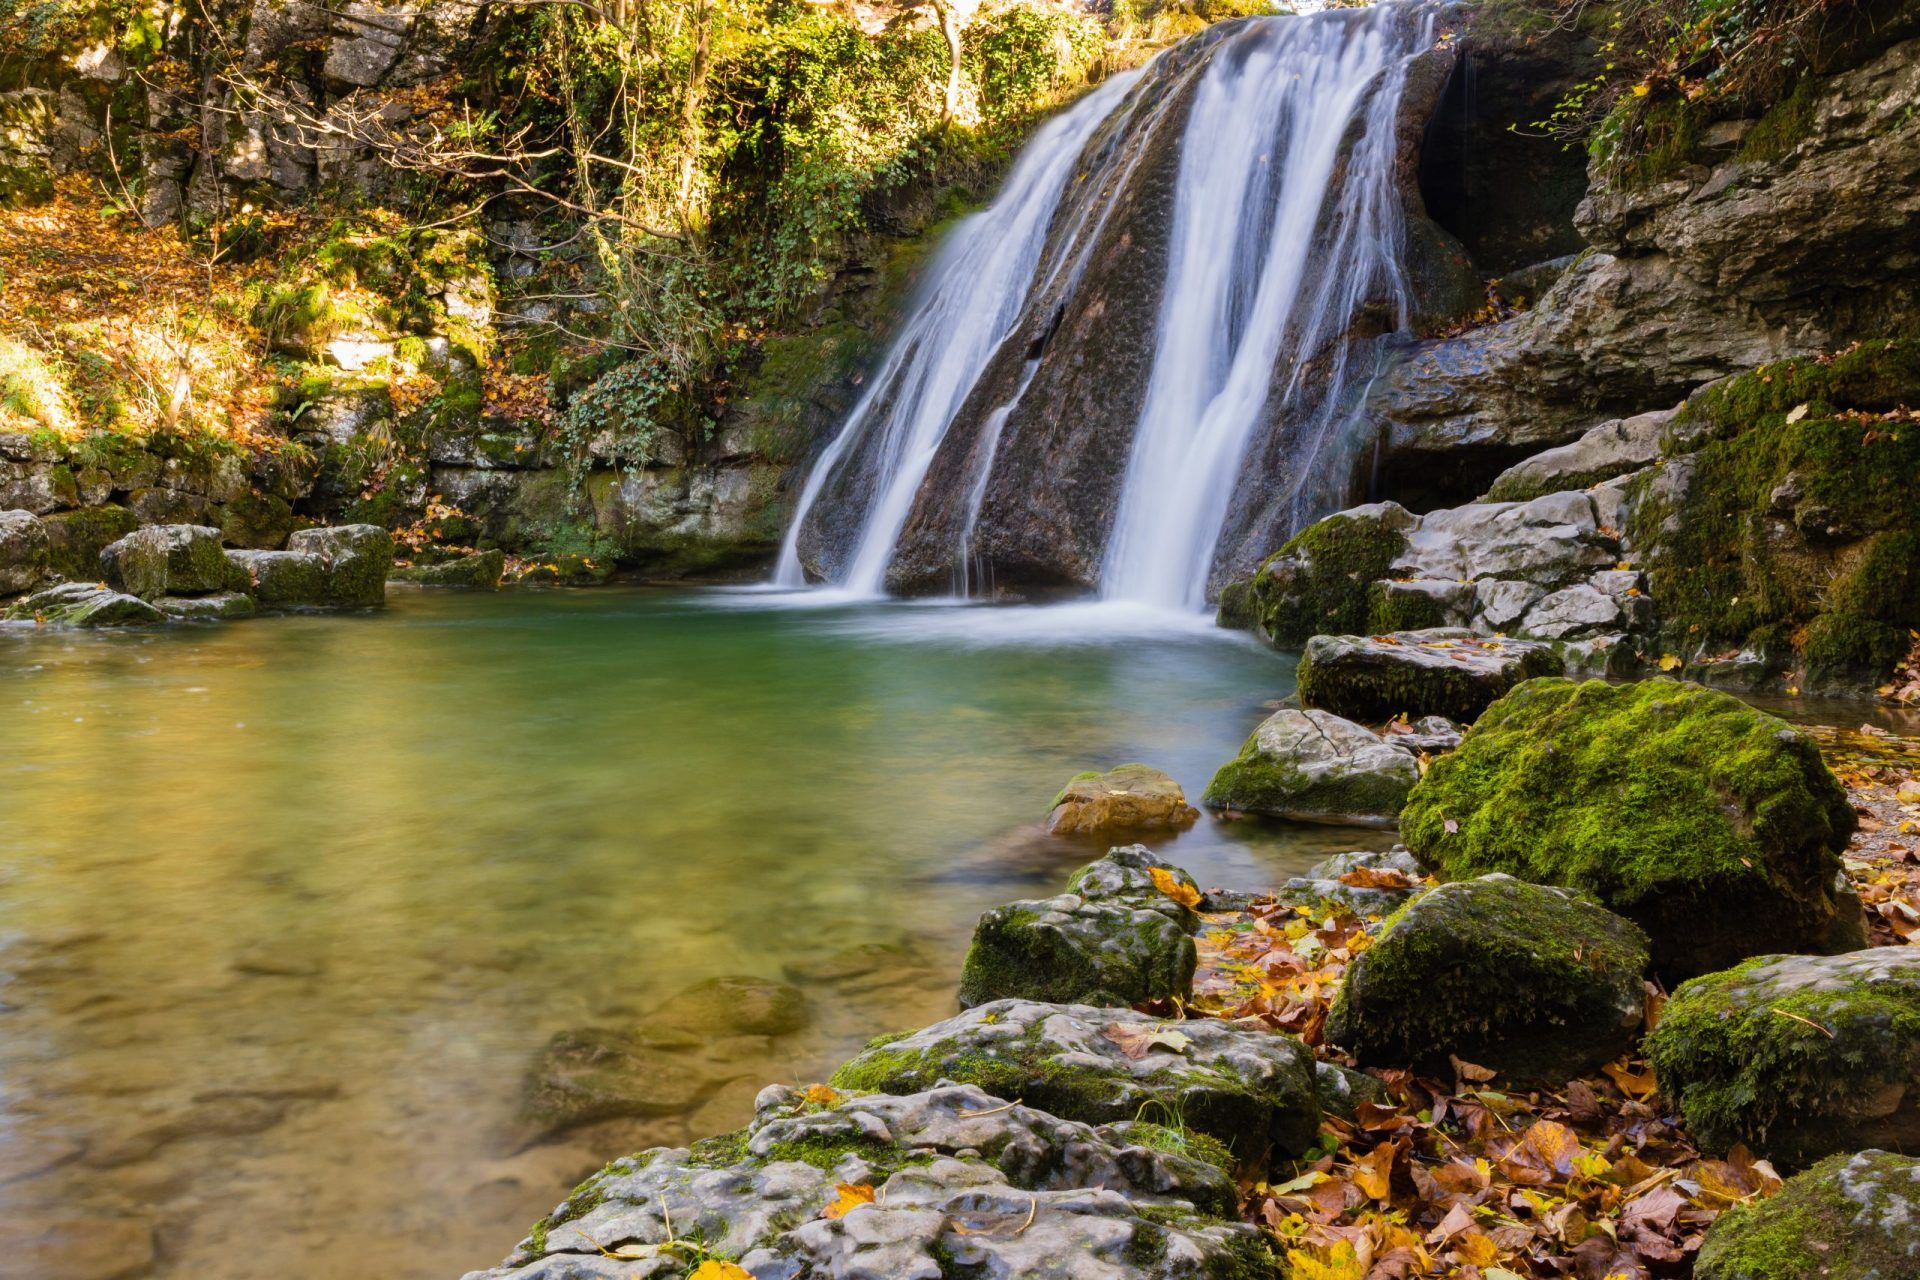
[1044,764,1199,836]
[1202,708,1418,827]
[1297,630,1563,725]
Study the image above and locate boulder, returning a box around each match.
[470,1083,1270,1280]
[1222,502,1416,643]
[1297,630,1564,724]
[388,548,505,587]
[99,523,234,599]
[226,548,329,608]
[0,508,49,594]
[5,581,164,626]
[958,848,1199,1010]
[641,976,809,1042]
[1483,408,1671,503]
[1279,847,1428,916]
[287,523,394,605]
[1202,708,1418,827]
[1401,678,1865,979]
[157,592,256,621]
[519,1027,756,1140]
[1326,874,1650,1083]
[830,999,1321,1160]
[40,505,137,580]
[1647,948,1920,1167]
[1695,1149,1920,1280]
[1045,764,1200,836]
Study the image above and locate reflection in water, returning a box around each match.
[0,588,1387,1279]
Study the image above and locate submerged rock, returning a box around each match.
[830,999,1320,1160]
[5,580,164,626]
[958,847,1199,1010]
[158,591,256,620]
[1647,948,1920,1167]
[99,522,235,600]
[1045,764,1199,836]
[1296,629,1563,724]
[1202,708,1418,827]
[1401,677,1864,980]
[520,1027,755,1139]
[468,1083,1270,1280]
[1695,1149,1920,1280]
[642,976,809,1042]
[1326,874,1649,1084]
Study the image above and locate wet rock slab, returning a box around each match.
[1297,629,1563,724]
[1202,707,1418,827]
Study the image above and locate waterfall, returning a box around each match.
[771,70,1143,592]
[775,6,1444,606]
[1100,11,1432,610]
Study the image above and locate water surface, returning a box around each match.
[0,587,1380,1279]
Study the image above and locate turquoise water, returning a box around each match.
[0,587,1385,1279]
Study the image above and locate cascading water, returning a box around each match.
[1099,11,1433,610]
[771,70,1142,592]
[776,5,1448,607]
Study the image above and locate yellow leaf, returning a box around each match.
[1657,654,1683,671]
[1149,866,1201,909]
[803,1083,841,1106]
[1351,1141,1396,1200]
[689,1264,754,1280]
[1454,1228,1501,1268]
[822,1183,875,1219]
[1285,1240,1366,1280]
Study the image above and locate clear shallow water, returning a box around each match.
[0,587,1385,1280]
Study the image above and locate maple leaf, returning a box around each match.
[1102,1022,1192,1060]
[1149,866,1201,908]
[822,1183,875,1219]
[688,1264,753,1280]
[1338,867,1413,890]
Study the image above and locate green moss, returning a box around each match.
[1401,678,1855,979]
[1590,92,1707,188]
[1200,728,1411,821]
[1697,1150,1920,1280]
[1227,511,1410,645]
[1364,581,1449,632]
[1630,339,1920,692]
[1647,956,1920,1164]
[1736,75,1817,164]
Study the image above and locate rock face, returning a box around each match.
[1045,764,1200,836]
[1202,708,1418,827]
[1483,409,1671,503]
[831,999,1321,1160]
[99,523,235,600]
[467,1083,1272,1280]
[0,509,49,594]
[1327,875,1649,1083]
[1695,1149,1920,1280]
[1647,948,1920,1168]
[958,848,1200,1009]
[1401,678,1863,980]
[1297,630,1563,724]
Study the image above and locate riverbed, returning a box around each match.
[0,586,1389,1280]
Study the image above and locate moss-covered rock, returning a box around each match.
[1326,875,1650,1083]
[157,592,256,621]
[1217,503,1416,644]
[1401,678,1863,980]
[5,581,165,627]
[1627,339,1920,693]
[1296,629,1564,725]
[1695,1148,1920,1280]
[1046,764,1200,836]
[286,524,394,606]
[1202,709,1418,827]
[40,505,139,581]
[226,548,329,608]
[830,1000,1321,1162]
[99,524,233,600]
[958,848,1200,1009]
[0,508,49,595]
[1647,948,1920,1167]
[389,548,505,587]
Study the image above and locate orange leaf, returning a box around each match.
[823,1183,875,1219]
[1149,866,1201,909]
[688,1264,753,1280]
[1351,1140,1397,1201]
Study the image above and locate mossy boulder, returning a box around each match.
[1326,875,1650,1083]
[99,524,235,600]
[1647,948,1920,1168]
[1217,503,1415,644]
[5,581,165,627]
[482,1083,1273,1280]
[1296,629,1564,724]
[157,592,256,621]
[1046,764,1200,836]
[1695,1149,1920,1280]
[389,548,504,587]
[40,505,138,581]
[1627,339,1920,693]
[1401,678,1864,980]
[226,549,330,608]
[830,999,1321,1162]
[287,524,394,606]
[0,508,49,595]
[1202,709,1418,827]
[958,848,1200,1010]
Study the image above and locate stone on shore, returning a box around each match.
[1280,847,1428,916]
[157,591,256,621]
[1202,708,1417,827]
[287,523,394,606]
[1647,948,1920,1167]
[467,1083,1271,1280]
[1296,629,1564,724]
[1045,764,1199,836]
[958,847,1199,1010]
[226,548,329,607]
[0,507,49,594]
[830,999,1320,1160]
[99,523,235,599]
[5,580,164,626]
[1401,677,1865,980]
[390,548,506,587]
[1695,1149,1920,1280]
[1326,874,1650,1084]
